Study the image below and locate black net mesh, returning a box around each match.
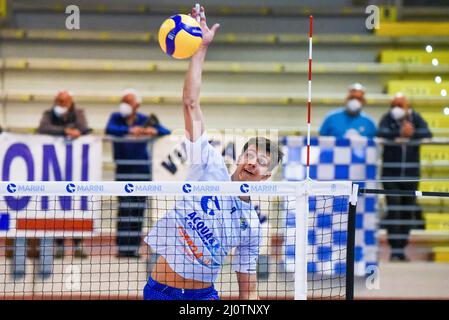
[0,193,351,300]
[307,195,349,300]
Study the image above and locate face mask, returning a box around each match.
[390,106,406,121]
[119,103,133,117]
[346,99,362,114]
[53,105,68,117]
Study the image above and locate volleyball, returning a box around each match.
[158,14,203,59]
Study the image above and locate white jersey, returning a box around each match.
[144,133,261,283]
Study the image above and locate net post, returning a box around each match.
[294,184,308,300]
[345,184,359,300]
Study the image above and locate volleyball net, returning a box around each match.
[0,180,357,300]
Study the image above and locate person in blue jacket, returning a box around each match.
[105,88,171,258]
[319,83,377,138]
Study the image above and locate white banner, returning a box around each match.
[0,133,102,237]
[152,134,232,181]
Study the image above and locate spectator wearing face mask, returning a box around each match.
[37,90,91,259]
[12,91,90,279]
[377,93,432,262]
[105,88,171,258]
[38,90,91,139]
[319,83,377,138]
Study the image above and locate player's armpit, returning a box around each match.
[236,272,259,300]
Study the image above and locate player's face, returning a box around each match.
[235,145,272,181]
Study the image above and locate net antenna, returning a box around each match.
[306,15,313,180]
[293,15,315,301]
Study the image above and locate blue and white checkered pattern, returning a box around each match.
[282,136,378,277]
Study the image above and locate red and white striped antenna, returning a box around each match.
[306,15,313,180]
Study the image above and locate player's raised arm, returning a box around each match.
[183,6,220,142]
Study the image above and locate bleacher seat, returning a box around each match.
[375,22,449,36]
[380,50,449,65]
[422,113,449,130]
[418,181,449,207]
[425,214,449,231]
[433,247,449,263]
[387,80,449,96]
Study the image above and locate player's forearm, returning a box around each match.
[239,291,259,300]
[237,272,259,300]
[183,46,207,141]
[183,46,207,106]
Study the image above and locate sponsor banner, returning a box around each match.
[0,133,102,237]
[1,181,354,197]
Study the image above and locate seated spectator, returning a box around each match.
[319,83,376,138]
[38,90,91,138]
[105,88,170,258]
[377,93,432,262]
[38,90,91,259]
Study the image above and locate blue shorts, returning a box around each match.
[143,277,220,300]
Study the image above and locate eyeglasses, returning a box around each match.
[246,150,269,167]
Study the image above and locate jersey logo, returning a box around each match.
[177,226,203,259]
[200,196,221,216]
[240,217,249,231]
[183,211,222,263]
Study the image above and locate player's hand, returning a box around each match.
[190,5,220,48]
[129,126,144,136]
[400,121,415,138]
[65,127,81,139]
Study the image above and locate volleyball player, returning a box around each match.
[143,5,283,300]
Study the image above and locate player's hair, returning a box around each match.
[242,137,284,170]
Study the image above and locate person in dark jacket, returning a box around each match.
[38,91,90,138]
[38,90,91,259]
[377,93,432,261]
[105,88,171,258]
